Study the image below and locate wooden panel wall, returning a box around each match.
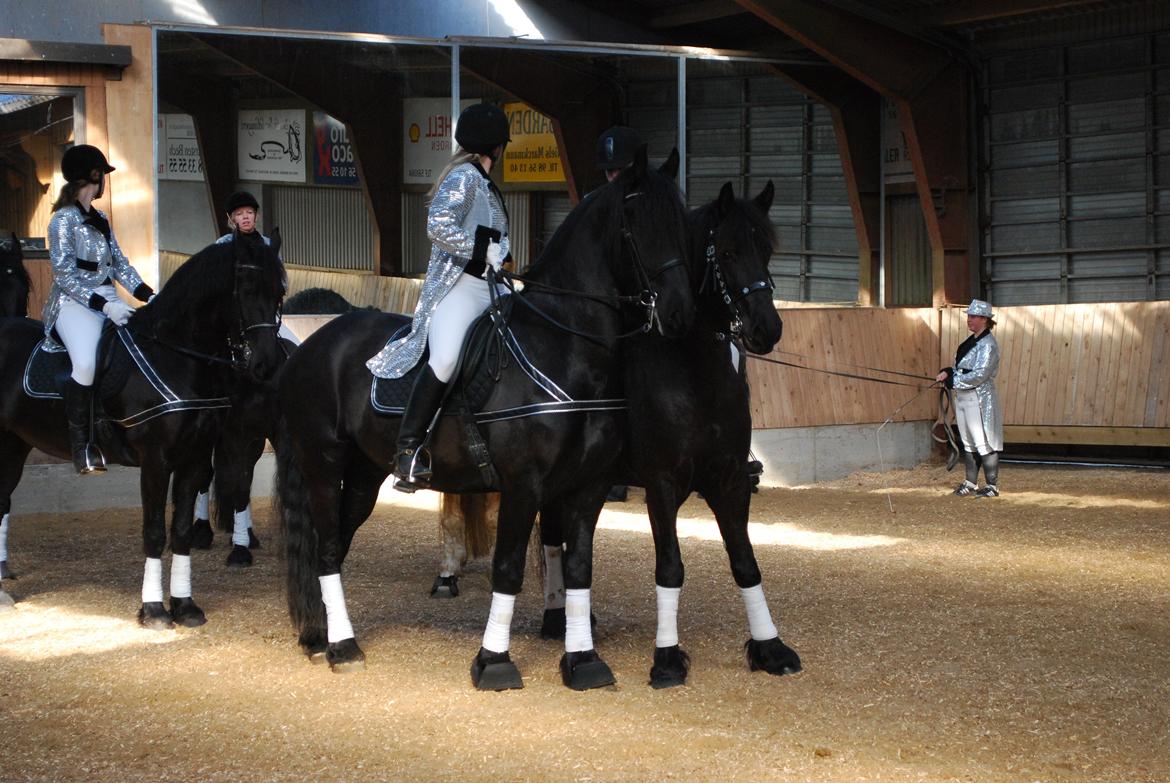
[748,306,939,428]
[941,302,1170,432]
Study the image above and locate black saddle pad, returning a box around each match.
[23,325,132,401]
[371,306,504,417]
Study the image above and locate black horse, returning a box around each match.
[0,234,285,622]
[277,148,694,688]
[0,233,30,318]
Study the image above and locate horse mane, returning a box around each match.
[0,241,30,289]
[130,238,283,337]
[526,165,685,284]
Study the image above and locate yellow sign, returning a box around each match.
[502,102,565,184]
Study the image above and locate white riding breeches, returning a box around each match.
[55,284,117,385]
[427,273,503,383]
[954,389,993,456]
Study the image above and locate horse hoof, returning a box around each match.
[137,601,174,630]
[190,520,214,550]
[745,637,802,676]
[169,597,207,628]
[470,648,523,691]
[226,545,253,569]
[649,644,690,689]
[0,589,15,611]
[0,560,11,579]
[308,650,328,665]
[247,529,261,550]
[430,574,459,598]
[540,607,566,639]
[560,650,615,691]
[326,638,365,673]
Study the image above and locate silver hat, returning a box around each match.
[966,299,993,317]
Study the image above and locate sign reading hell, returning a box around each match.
[503,103,565,184]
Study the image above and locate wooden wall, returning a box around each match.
[941,302,1169,446]
[747,306,939,429]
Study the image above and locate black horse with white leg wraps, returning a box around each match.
[277,148,695,689]
[0,233,285,622]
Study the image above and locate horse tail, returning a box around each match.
[463,493,498,561]
[273,419,323,643]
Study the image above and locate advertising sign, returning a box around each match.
[238,108,305,183]
[882,98,915,184]
[312,112,359,186]
[158,114,203,181]
[502,102,565,184]
[403,98,474,184]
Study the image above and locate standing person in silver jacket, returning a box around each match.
[366,103,512,492]
[45,144,154,474]
[937,299,1003,497]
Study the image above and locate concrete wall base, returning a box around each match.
[751,421,933,487]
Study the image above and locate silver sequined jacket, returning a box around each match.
[951,332,1003,452]
[367,162,509,379]
[42,205,148,351]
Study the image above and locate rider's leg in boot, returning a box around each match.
[975,451,1000,497]
[63,378,106,475]
[953,450,978,496]
[392,365,448,491]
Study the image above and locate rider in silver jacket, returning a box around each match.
[938,299,1003,497]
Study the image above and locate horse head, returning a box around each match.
[608,145,694,338]
[692,181,783,354]
[135,230,285,383]
[228,227,286,383]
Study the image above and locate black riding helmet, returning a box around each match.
[226,190,260,213]
[595,126,642,170]
[455,103,511,156]
[61,144,115,184]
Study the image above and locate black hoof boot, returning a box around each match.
[326,638,366,672]
[170,596,207,628]
[540,607,566,639]
[470,647,523,691]
[299,630,328,664]
[745,637,802,676]
[137,601,174,630]
[0,560,11,580]
[247,529,261,549]
[190,519,213,550]
[225,544,253,569]
[560,649,616,691]
[649,644,690,689]
[430,574,460,598]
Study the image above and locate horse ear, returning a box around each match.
[754,180,775,213]
[717,182,736,216]
[270,226,282,257]
[658,147,680,181]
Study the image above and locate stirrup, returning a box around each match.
[974,484,999,498]
[77,443,108,475]
[392,446,431,493]
[952,481,976,497]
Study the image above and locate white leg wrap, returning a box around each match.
[194,491,209,520]
[565,588,593,653]
[0,513,9,564]
[319,573,355,643]
[481,592,515,654]
[655,585,681,648]
[232,507,251,547]
[741,583,778,641]
[170,554,192,599]
[142,557,164,604]
[542,545,566,610]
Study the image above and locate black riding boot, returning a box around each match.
[392,366,448,493]
[975,452,1000,497]
[63,379,106,475]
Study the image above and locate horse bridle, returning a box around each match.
[617,190,686,334]
[226,260,282,373]
[701,227,774,340]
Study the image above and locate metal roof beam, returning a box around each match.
[921,0,1111,27]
